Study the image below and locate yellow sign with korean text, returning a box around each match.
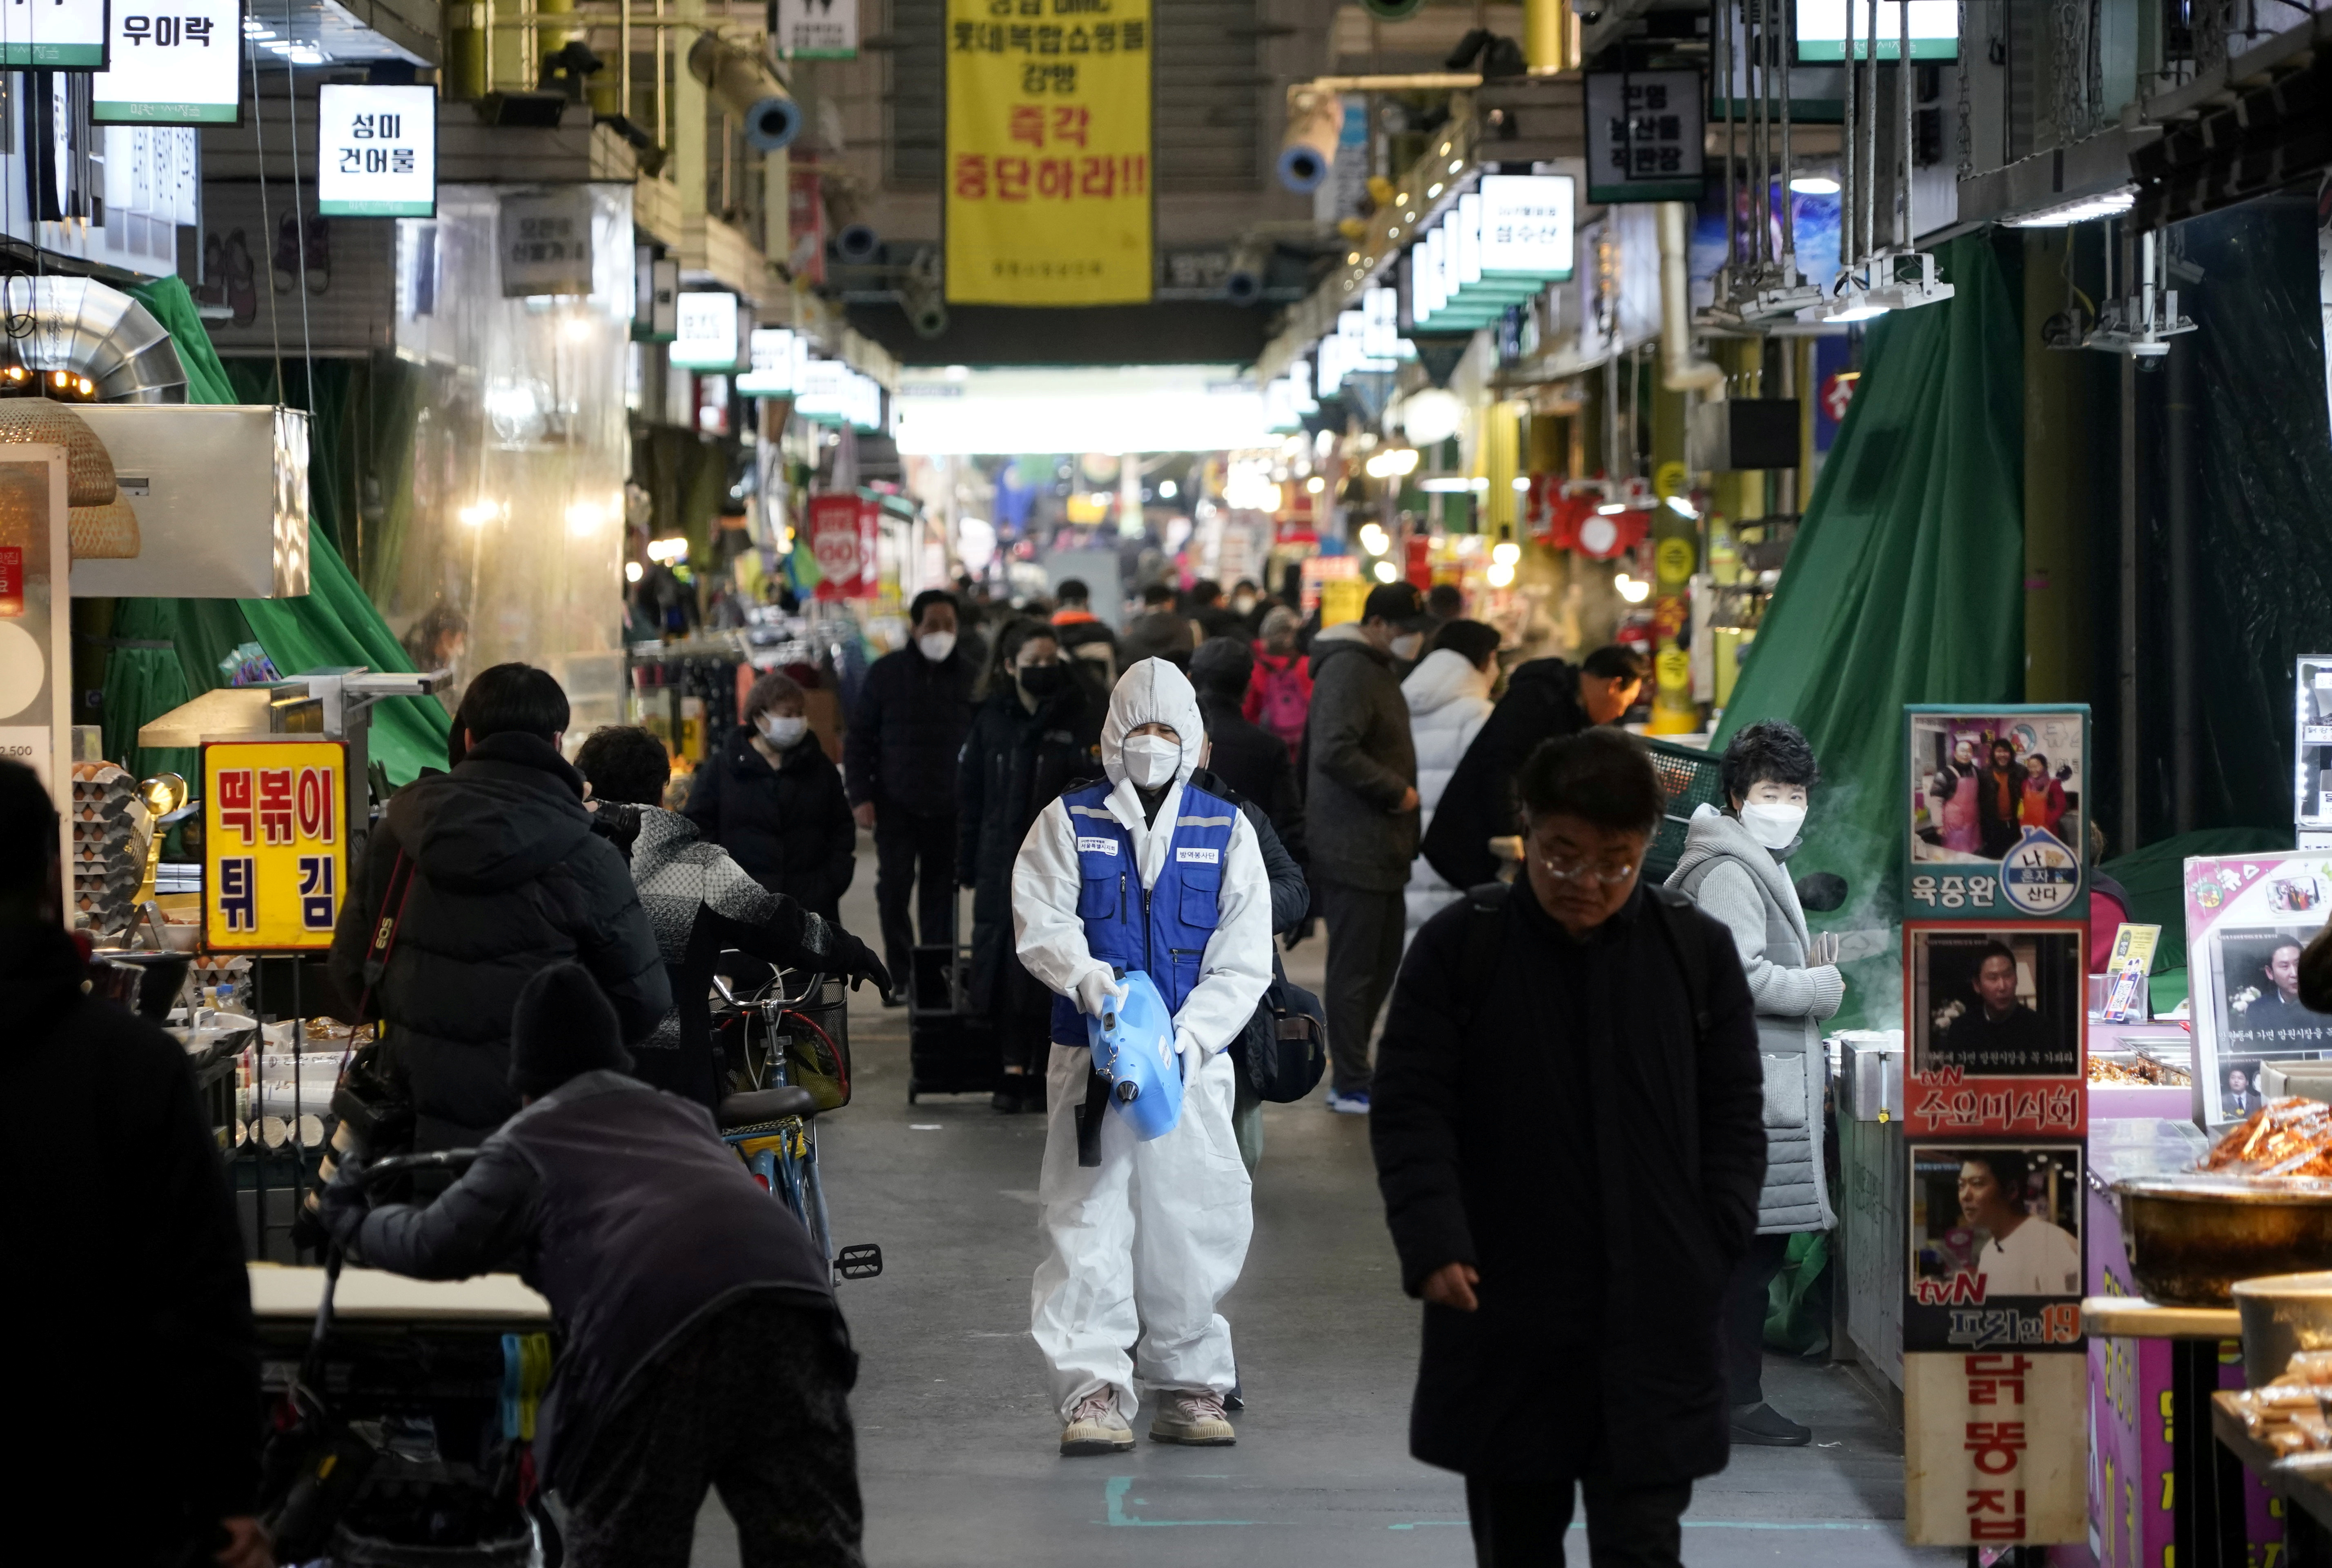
[202,739,347,952]
[944,0,1152,305]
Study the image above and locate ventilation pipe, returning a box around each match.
[1656,202,1723,394]
[686,31,800,151]
[1224,237,1272,306]
[3,277,187,403]
[824,178,881,266]
[1276,88,1343,193]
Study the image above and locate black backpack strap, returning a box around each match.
[1647,885,1712,1039]
[1456,882,1511,1023]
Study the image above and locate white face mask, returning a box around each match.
[1120,733,1180,790]
[1740,801,1807,850]
[757,713,808,748]
[917,630,957,663]
[1391,632,1424,661]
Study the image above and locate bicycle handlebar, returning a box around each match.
[711,954,829,1014]
[357,1148,481,1187]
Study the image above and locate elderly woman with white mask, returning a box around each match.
[1666,718,1843,1451]
[1011,658,1273,1457]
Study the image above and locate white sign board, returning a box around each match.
[499,187,595,297]
[92,0,242,125]
[738,327,805,396]
[771,0,855,59]
[1797,0,1958,60]
[670,292,741,369]
[316,84,435,217]
[0,0,109,67]
[1478,173,1575,280]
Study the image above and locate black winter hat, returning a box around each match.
[508,962,633,1097]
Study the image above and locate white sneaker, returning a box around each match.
[1149,1389,1237,1446]
[1060,1388,1135,1456]
[1325,1089,1371,1114]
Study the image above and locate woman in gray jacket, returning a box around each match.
[1667,720,1842,1448]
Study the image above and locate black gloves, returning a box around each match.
[319,1150,371,1255]
[831,927,893,997]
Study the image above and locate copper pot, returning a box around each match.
[2115,1177,2332,1306]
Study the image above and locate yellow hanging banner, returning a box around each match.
[944,0,1152,306]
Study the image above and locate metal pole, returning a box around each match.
[1898,0,1912,248]
[621,0,632,122]
[1862,0,1879,259]
[2118,341,2140,851]
[1840,0,1855,269]
[1748,0,1764,272]
[2166,293,2196,835]
[1719,0,1736,278]
[1779,0,1795,267]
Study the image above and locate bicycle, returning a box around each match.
[710,959,883,1286]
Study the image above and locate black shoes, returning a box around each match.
[1730,1401,1812,1446]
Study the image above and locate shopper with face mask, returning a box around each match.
[959,619,1103,1112]
[683,670,856,921]
[847,589,979,999]
[1303,580,1430,1113]
[1011,658,1272,1456]
[1665,718,1842,1449]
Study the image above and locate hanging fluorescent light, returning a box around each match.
[1372,560,1400,584]
[1614,572,1652,603]
[1789,175,1841,195]
[2003,187,2137,227]
[1664,495,1698,517]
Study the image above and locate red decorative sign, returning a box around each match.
[808,493,875,600]
[1902,921,2088,1137]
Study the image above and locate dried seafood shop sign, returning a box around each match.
[944,0,1152,306]
[202,739,345,952]
[92,0,242,125]
[316,83,437,217]
[0,0,109,66]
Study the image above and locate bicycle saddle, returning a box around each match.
[717,1086,818,1128]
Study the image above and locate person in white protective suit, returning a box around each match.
[1012,657,1274,1456]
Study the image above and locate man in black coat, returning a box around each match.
[330,663,669,1149]
[1372,730,1766,1567]
[846,589,978,1001]
[324,963,861,1567]
[958,617,1102,1110]
[0,761,268,1568]
[1420,645,1647,894]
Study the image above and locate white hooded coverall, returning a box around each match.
[1012,658,1273,1420]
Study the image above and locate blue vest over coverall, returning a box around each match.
[1046,778,1239,1047]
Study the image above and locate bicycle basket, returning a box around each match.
[778,974,852,1111]
[1640,735,1725,885]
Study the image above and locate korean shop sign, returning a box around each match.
[92,0,241,125]
[201,738,346,952]
[1582,69,1703,204]
[0,0,109,68]
[944,0,1152,306]
[1477,172,1575,281]
[499,186,595,296]
[772,0,856,59]
[316,83,436,217]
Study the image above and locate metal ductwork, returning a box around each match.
[1276,88,1343,193]
[4,277,187,403]
[824,179,881,266]
[1655,203,1723,394]
[686,30,800,151]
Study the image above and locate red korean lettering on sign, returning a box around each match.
[258,768,295,845]
[1964,1353,2030,1406]
[216,768,256,844]
[0,545,21,616]
[1967,1488,2027,1541]
[296,766,336,843]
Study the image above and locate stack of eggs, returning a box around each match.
[69,760,150,933]
[0,397,138,558]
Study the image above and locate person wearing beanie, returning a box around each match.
[576,724,891,1107]
[324,961,864,1566]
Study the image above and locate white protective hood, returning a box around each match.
[1100,658,1205,790]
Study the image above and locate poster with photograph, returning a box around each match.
[1906,706,2088,919]
[1904,923,2086,1136]
[1905,1142,2085,1352]
[2185,852,2332,1126]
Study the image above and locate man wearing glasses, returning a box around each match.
[1370,728,1766,1567]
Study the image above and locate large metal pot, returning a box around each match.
[2114,1177,2332,1306]
[2233,1272,2332,1388]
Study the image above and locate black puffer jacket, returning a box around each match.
[957,680,1101,1012]
[332,1070,842,1489]
[844,644,978,817]
[330,733,670,1147]
[1196,694,1305,867]
[682,730,855,918]
[1419,657,1591,891]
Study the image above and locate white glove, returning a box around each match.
[1074,969,1127,1019]
[1174,1027,1205,1058]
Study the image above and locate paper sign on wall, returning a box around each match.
[772,0,855,59]
[316,83,436,216]
[92,0,242,125]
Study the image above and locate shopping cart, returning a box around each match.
[1640,735,1726,885]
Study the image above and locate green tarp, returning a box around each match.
[1711,236,2026,1029]
[98,278,449,784]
